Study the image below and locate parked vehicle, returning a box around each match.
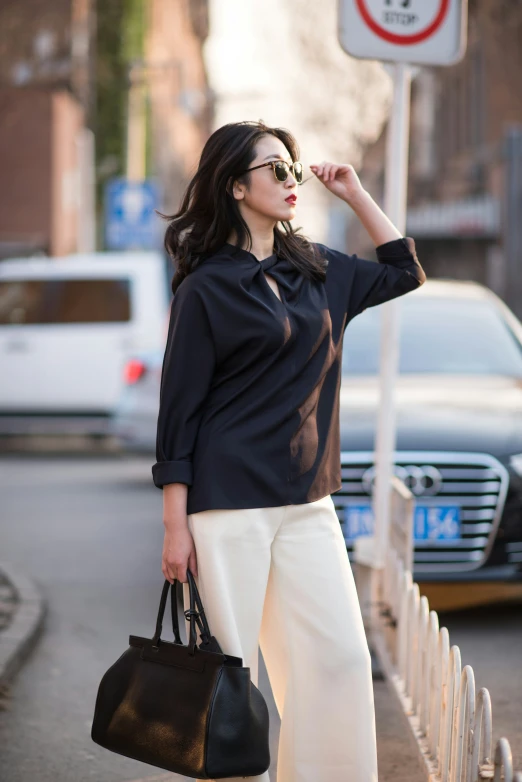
[112,277,522,583]
[337,278,522,582]
[110,347,165,450]
[0,251,170,436]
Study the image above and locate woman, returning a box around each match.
[152,120,426,782]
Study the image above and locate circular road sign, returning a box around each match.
[355,0,450,46]
[338,0,467,67]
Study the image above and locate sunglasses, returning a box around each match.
[238,160,305,185]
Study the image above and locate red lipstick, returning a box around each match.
[285,194,297,204]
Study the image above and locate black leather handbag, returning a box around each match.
[91,569,270,779]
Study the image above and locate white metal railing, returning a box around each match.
[369,477,522,782]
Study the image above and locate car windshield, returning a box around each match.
[342,296,522,377]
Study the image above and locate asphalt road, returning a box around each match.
[1,453,518,780]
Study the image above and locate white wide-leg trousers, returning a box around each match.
[185,493,378,782]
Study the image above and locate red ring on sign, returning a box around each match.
[355,0,450,45]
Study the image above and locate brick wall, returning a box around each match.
[0,0,94,116]
[0,87,83,257]
[351,0,522,292]
[431,0,522,204]
[0,88,52,255]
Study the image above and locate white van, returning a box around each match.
[0,251,170,436]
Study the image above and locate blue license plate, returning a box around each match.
[343,504,461,542]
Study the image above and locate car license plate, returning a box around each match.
[343,504,461,542]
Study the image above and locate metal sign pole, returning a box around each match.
[126,61,147,183]
[338,0,467,579]
[372,61,412,568]
[504,126,522,322]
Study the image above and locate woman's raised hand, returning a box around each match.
[309,161,365,205]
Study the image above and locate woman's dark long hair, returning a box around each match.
[160,120,328,295]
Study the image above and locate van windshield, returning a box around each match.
[0,278,131,324]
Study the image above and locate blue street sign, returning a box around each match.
[105,178,162,250]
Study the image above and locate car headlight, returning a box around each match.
[509,454,522,477]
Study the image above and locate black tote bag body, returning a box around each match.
[91,569,270,779]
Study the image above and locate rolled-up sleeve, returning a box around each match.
[322,236,426,323]
[152,281,216,490]
[348,236,426,318]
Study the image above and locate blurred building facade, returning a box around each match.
[204,0,393,247]
[0,0,94,258]
[145,0,213,215]
[350,0,522,316]
[0,0,213,258]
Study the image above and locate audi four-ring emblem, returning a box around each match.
[361,465,443,496]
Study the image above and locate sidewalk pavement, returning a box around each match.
[0,562,46,701]
[0,562,421,781]
[373,675,424,781]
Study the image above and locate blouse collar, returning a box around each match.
[221,242,279,271]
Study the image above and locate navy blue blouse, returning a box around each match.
[152,237,426,514]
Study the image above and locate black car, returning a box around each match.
[334,278,522,582]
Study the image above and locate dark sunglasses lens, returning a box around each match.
[274,162,288,182]
[294,162,303,183]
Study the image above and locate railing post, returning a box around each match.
[450,665,475,782]
[494,737,513,782]
[445,645,462,782]
[434,628,450,771]
[421,610,439,739]
[414,595,430,722]
[363,474,521,782]
[406,583,421,703]
[398,570,413,686]
[472,688,493,782]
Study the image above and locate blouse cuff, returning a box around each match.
[375,236,416,260]
[152,459,193,489]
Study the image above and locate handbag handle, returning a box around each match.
[152,569,212,656]
[169,573,211,647]
[176,571,213,648]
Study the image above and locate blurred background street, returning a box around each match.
[1,0,522,779]
[0,454,520,781]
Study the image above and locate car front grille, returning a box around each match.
[332,451,509,573]
[506,542,522,565]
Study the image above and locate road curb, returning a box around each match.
[0,562,46,691]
